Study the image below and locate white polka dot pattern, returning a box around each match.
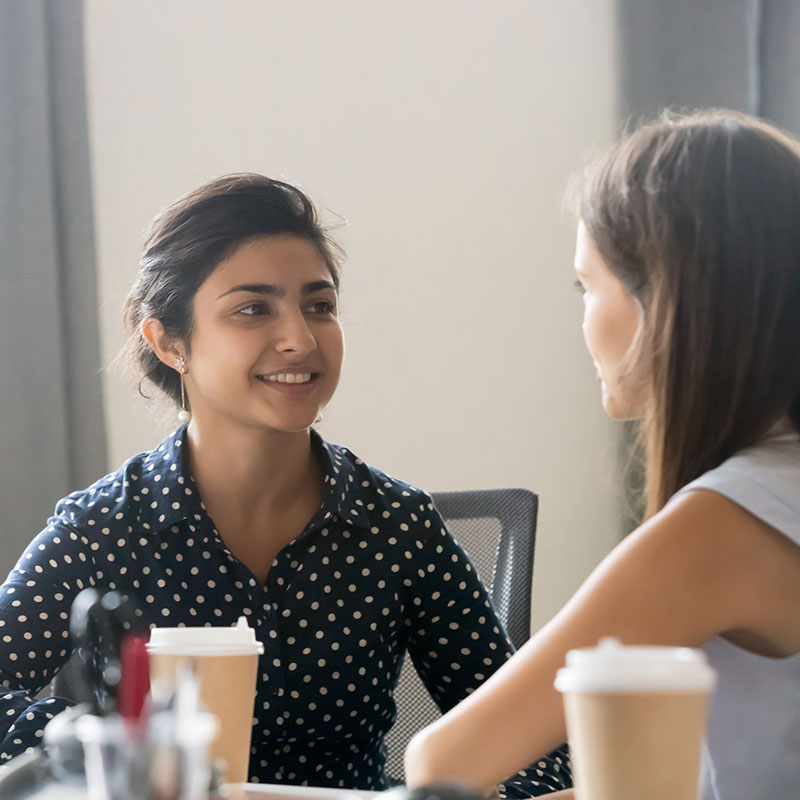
[0,427,570,794]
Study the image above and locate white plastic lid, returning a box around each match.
[554,637,716,693]
[147,616,265,656]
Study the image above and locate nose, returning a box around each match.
[274,309,317,355]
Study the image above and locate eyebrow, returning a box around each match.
[216,280,336,300]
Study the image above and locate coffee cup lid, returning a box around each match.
[147,616,265,656]
[554,637,716,693]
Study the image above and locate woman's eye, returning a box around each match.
[238,302,268,316]
[573,279,586,296]
[308,300,337,315]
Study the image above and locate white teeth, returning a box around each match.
[265,372,312,384]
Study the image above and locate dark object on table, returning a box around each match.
[60,588,144,714]
[45,590,148,786]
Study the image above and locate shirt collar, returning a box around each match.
[310,430,373,530]
[135,426,374,535]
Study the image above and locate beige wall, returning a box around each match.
[84,0,622,632]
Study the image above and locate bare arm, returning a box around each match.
[404,489,800,791]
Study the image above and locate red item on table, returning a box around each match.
[118,634,150,732]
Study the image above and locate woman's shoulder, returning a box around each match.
[317,436,440,537]
[52,427,188,535]
[673,436,800,547]
[320,438,433,502]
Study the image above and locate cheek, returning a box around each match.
[324,325,345,364]
[204,320,251,349]
[189,324,261,381]
[581,302,604,364]
[582,297,639,377]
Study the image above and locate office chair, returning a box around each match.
[384,488,538,782]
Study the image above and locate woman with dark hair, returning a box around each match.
[405,109,800,800]
[0,174,569,794]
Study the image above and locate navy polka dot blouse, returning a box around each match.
[0,426,570,794]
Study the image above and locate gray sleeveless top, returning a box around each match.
[674,436,800,800]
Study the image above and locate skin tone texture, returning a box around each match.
[142,234,344,583]
[403,224,800,794]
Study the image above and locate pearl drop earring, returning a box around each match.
[175,358,191,424]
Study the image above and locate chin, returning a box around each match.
[271,419,318,434]
[605,405,631,421]
[602,400,622,419]
[603,397,644,421]
[601,387,638,421]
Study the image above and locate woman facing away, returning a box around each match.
[405,108,800,800]
[0,174,570,793]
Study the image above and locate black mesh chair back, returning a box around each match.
[383,488,538,782]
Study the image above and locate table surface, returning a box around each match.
[19,780,380,799]
[0,751,382,800]
[235,784,379,799]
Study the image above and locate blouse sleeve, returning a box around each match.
[405,496,572,797]
[0,513,96,761]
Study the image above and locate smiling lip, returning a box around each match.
[255,372,319,396]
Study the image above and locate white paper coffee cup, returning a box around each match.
[555,638,716,800]
[147,617,264,784]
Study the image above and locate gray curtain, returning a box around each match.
[760,1,800,134]
[617,0,759,119]
[0,0,107,574]
[618,0,800,132]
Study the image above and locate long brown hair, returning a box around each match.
[580,109,800,518]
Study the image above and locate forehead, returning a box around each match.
[207,235,332,287]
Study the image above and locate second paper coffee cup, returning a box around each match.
[555,637,716,800]
[147,616,264,784]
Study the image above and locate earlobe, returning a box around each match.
[141,317,186,369]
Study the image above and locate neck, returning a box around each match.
[184,415,319,516]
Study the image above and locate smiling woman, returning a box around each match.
[143,235,344,442]
[0,174,571,795]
